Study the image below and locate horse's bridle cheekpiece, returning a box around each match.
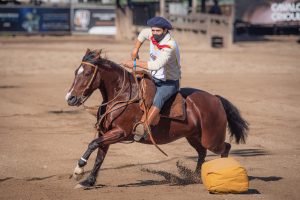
[81,61,99,101]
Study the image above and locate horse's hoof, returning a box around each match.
[73,183,92,190]
[73,173,84,181]
[77,177,96,189]
[74,183,85,189]
[73,164,84,181]
[221,143,231,158]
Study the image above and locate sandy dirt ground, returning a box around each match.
[0,35,299,200]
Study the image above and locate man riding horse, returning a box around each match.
[65,17,248,189]
[123,16,181,141]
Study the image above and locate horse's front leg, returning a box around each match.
[74,145,109,188]
[73,128,124,188]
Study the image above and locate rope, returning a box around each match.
[81,61,168,156]
[123,63,168,157]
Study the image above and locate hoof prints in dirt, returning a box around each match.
[118,161,201,187]
[48,110,80,115]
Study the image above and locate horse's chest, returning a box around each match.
[101,105,141,134]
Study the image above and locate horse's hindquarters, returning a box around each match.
[140,100,199,145]
[187,91,228,154]
[137,89,228,152]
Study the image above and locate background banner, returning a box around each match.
[235,0,300,25]
[72,6,115,35]
[0,6,70,34]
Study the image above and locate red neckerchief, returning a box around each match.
[150,36,171,50]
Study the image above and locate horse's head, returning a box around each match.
[65,49,102,106]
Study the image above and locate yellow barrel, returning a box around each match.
[201,157,249,194]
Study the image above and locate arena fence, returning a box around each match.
[166,13,233,47]
[116,4,233,48]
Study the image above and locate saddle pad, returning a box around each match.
[160,92,186,121]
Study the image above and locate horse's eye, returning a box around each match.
[84,72,92,76]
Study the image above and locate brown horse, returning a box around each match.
[65,49,248,188]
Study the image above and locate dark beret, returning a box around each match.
[147,16,172,30]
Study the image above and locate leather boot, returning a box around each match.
[134,106,160,141]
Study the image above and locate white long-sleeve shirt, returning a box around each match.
[137,28,181,81]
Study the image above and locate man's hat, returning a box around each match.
[147,16,172,30]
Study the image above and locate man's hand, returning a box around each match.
[121,60,134,69]
[131,48,139,60]
[122,59,148,70]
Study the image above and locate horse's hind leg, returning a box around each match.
[221,142,231,158]
[204,142,231,158]
[186,135,207,175]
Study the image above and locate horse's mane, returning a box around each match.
[82,49,124,72]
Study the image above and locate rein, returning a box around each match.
[81,60,168,157]
[81,61,128,108]
[80,61,140,134]
[94,65,140,133]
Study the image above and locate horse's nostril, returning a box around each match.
[68,95,78,105]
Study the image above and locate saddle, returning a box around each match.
[136,71,186,121]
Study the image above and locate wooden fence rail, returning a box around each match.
[116,6,234,48]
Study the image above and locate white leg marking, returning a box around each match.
[73,163,84,181]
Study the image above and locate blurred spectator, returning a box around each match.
[209,0,222,15]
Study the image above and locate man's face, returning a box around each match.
[151,27,166,35]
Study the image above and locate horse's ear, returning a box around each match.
[94,49,102,60]
[98,49,103,57]
[86,48,91,55]
[104,51,108,59]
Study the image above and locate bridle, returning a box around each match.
[81,61,99,97]
[79,61,99,105]
[79,60,168,156]
[80,61,131,107]
[79,61,140,132]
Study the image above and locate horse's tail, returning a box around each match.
[216,95,249,144]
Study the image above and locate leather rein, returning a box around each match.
[80,61,139,130]
[80,61,168,157]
